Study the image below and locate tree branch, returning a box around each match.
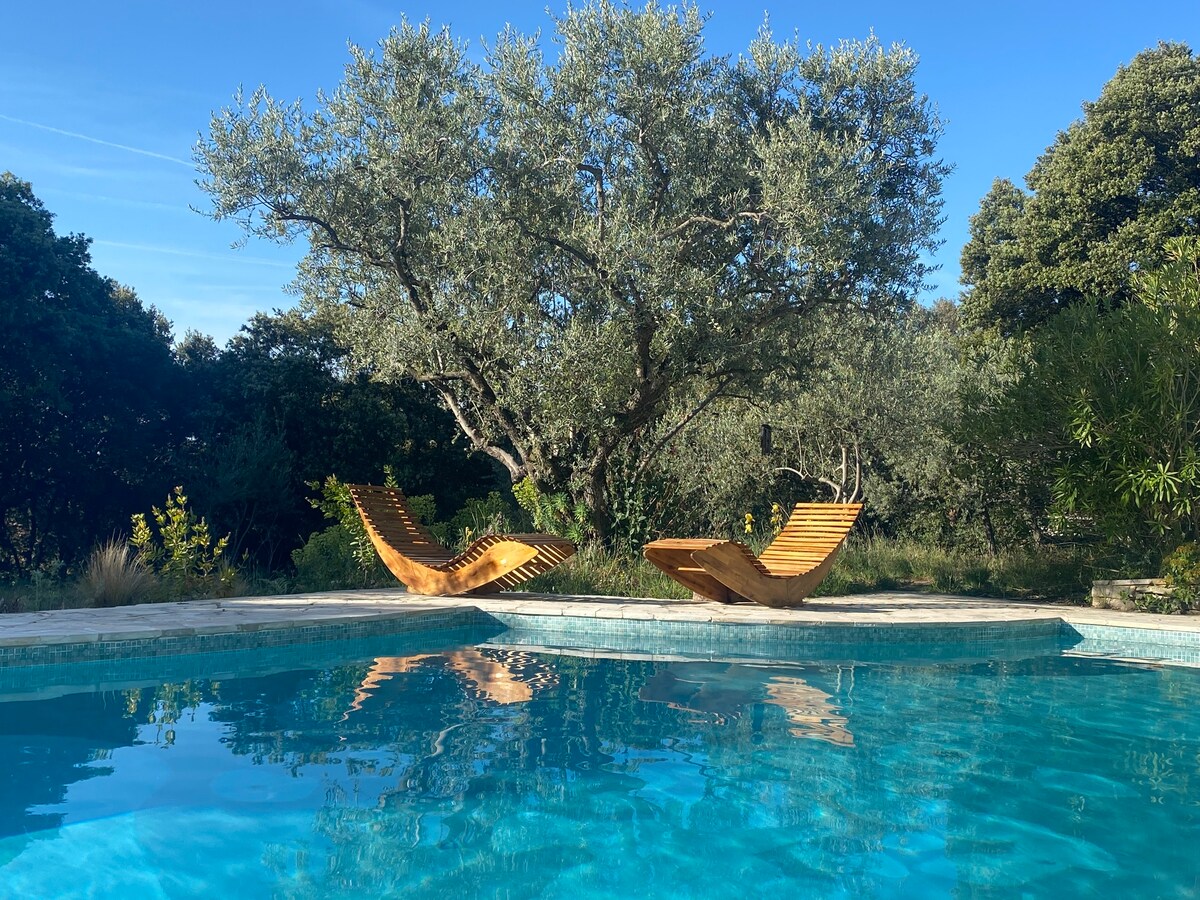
[513,221,601,273]
[270,204,384,264]
[434,385,525,479]
[633,378,735,480]
[658,210,769,241]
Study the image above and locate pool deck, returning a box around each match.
[1,589,1198,649]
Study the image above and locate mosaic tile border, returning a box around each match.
[0,619,504,700]
[484,613,1066,663]
[1061,621,1200,667]
[4,600,1200,674]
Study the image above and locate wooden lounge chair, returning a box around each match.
[643,503,862,608]
[347,484,575,596]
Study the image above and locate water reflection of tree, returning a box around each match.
[209,652,894,897]
[123,680,207,747]
[122,650,1200,896]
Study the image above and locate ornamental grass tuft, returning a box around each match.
[83,539,157,607]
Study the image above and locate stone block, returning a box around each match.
[1091,578,1171,611]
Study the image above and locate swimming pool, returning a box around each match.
[0,619,1197,898]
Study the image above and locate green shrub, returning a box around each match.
[130,487,237,599]
[1132,590,1192,615]
[513,477,594,545]
[438,491,525,548]
[305,476,377,573]
[1159,542,1200,612]
[291,524,389,591]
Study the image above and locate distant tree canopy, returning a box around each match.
[177,310,502,569]
[197,1,947,540]
[0,177,498,577]
[0,173,182,573]
[960,42,1200,332]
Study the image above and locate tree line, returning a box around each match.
[3,2,1199,587]
[0,172,501,577]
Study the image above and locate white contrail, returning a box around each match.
[0,113,192,167]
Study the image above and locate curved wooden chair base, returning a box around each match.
[369,534,538,595]
[689,542,841,608]
[468,533,577,593]
[643,539,748,603]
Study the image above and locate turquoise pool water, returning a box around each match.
[0,629,1197,898]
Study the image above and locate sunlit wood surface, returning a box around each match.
[643,503,863,608]
[348,484,575,595]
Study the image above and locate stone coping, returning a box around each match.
[0,588,1197,652]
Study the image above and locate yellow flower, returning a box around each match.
[744,512,755,534]
[770,502,784,535]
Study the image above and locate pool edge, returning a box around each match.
[1,591,1199,668]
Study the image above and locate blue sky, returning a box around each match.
[2,1,1197,344]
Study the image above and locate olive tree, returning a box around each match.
[198,2,946,540]
[651,304,981,544]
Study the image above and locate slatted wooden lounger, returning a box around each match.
[347,484,576,596]
[643,503,862,608]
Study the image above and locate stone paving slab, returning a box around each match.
[0,589,444,646]
[0,588,1196,650]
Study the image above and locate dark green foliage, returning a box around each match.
[0,174,183,575]
[0,178,501,580]
[178,310,505,570]
[1032,239,1200,558]
[1161,542,1200,612]
[961,43,1200,332]
[959,238,1200,573]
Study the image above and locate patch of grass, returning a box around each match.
[814,537,1092,603]
[524,544,690,599]
[0,573,88,613]
[0,535,1098,612]
[83,540,157,607]
[531,537,1094,603]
